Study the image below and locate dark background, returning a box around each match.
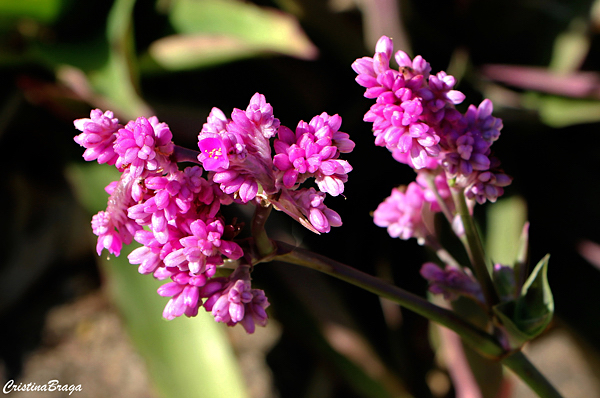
[1,0,599,397]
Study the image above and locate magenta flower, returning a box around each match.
[196,93,352,231]
[198,135,229,171]
[273,113,353,196]
[439,99,507,193]
[197,94,278,202]
[127,167,206,244]
[164,218,243,275]
[464,168,512,204]
[73,109,121,165]
[244,91,280,139]
[114,116,175,177]
[91,211,126,256]
[202,266,270,333]
[75,97,353,331]
[91,171,142,256]
[415,171,453,213]
[128,229,164,274]
[355,35,511,205]
[289,188,342,234]
[157,267,210,320]
[373,183,428,241]
[353,36,454,169]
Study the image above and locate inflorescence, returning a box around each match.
[74,93,354,333]
[75,35,513,331]
[352,36,512,301]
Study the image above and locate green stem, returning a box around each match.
[423,171,455,225]
[451,188,499,308]
[251,201,275,258]
[273,240,505,359]
[502,350,563,398]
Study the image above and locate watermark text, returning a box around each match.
[3,379,82,395]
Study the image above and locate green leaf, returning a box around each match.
[514,254,554,336]
[493,254,554,348]
[149,0,317,70]
[522,93,600,127]
[493,301,533,348]
[485,195,528,266]
[513,222,530,292]
[0,0,63,24]
[89,0,152,119]
[549,18,590,74]
[66,162,249,398]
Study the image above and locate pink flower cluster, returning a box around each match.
[197,93,354,234]
[74,93,354,332]
[373,171,453,243]
[354,36,512,242]
[353,36,511,201]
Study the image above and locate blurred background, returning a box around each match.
[1,0,600,397]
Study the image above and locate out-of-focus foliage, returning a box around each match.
[1,0,600,397]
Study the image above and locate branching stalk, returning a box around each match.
[251,201,275,258]
[270,240,563,398]
[172,145,202,164]
[451,188,499,308]
[273,240,504,359]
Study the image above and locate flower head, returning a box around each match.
[74,109,121,165]
[203,265,270,333]
[273,113,353,196]
[373,183,428,241]
[353,36,457,169]
[91,170,142,256]
[198,136,229,171]
[75,97,352,332]
[354,36,512,212]
[114,116,175,177]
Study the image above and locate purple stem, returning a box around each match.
[172,145,202,165]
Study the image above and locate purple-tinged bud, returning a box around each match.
[420,262,484,303]
[375,35,394,58]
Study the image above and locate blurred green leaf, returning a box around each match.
[89,0,152,119]
[148,34,269,70]
[149,0,317,70]
[67,162,249,398]
[65,162,121,214]
[549,18,590,73]
[522,93,600,127]
[513,222,530,291]
[492,264,517,302]
[0,0,63,23]
[486,195,528,266]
